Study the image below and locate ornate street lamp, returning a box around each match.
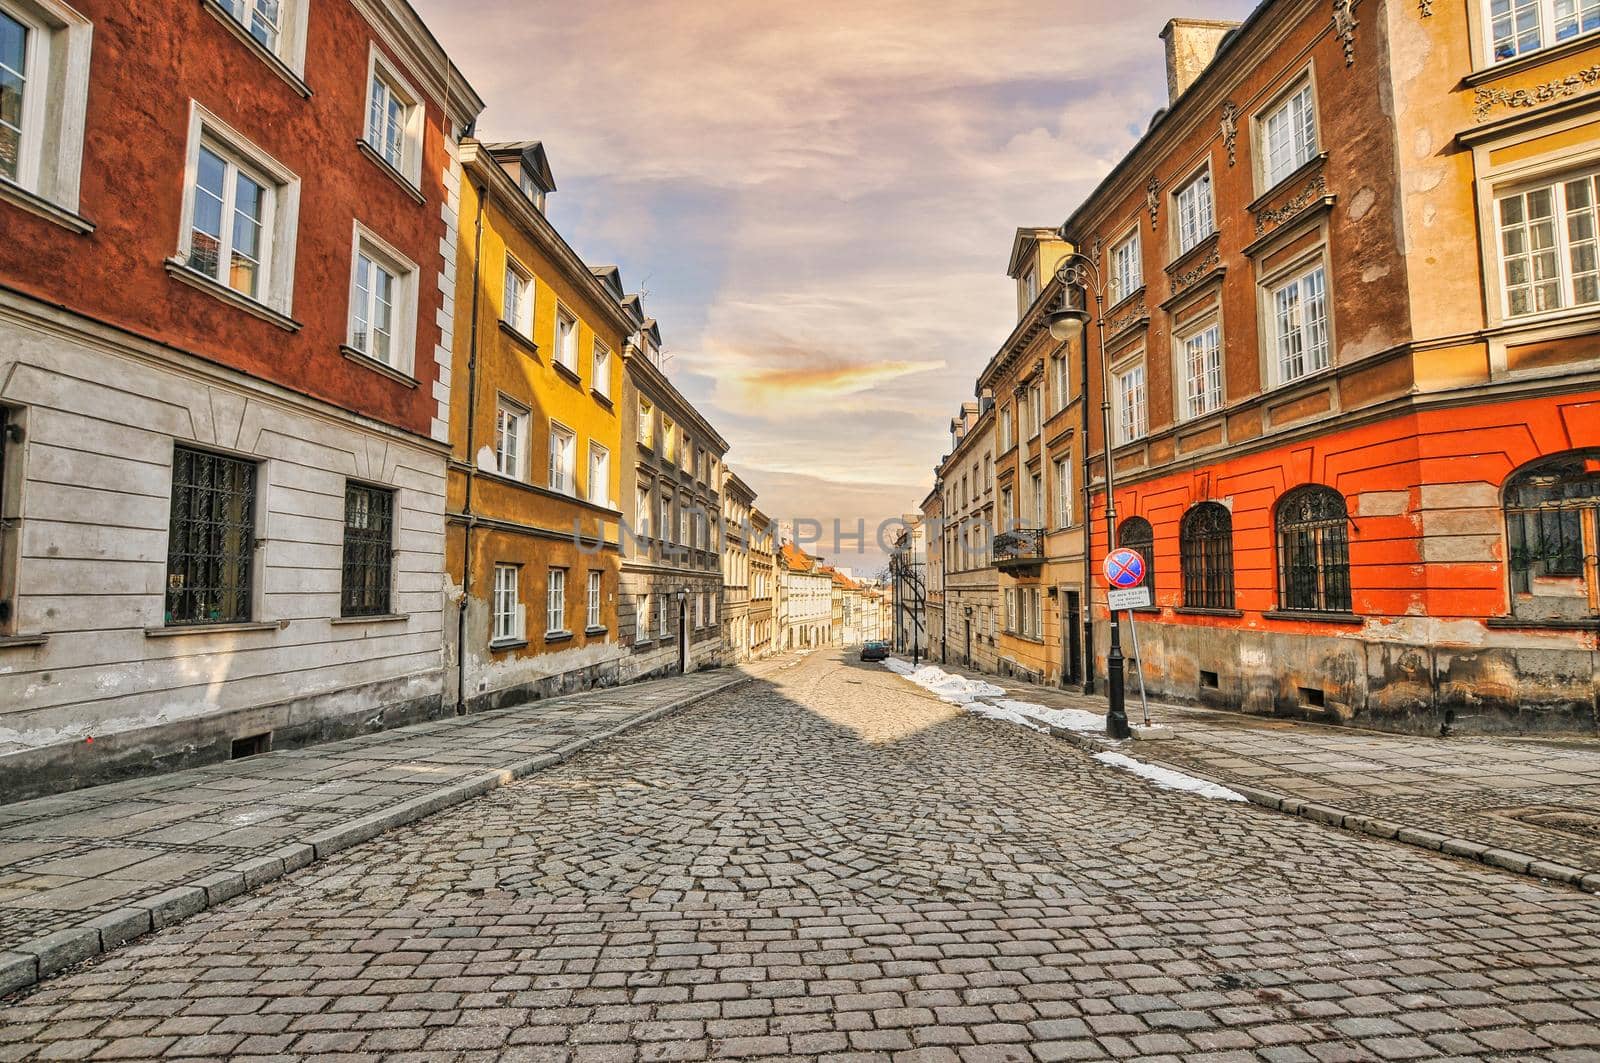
[1046,252,1131,741]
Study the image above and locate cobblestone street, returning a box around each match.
[3,650,1600,1061]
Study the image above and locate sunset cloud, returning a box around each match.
[412,0,1257,566]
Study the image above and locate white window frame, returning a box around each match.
[1267,260,1332,387]
[637,484,652,538]
[547,421,576,495]
[1052,354,1069,412]
[555,305,580,373]
[494,397,529,480]
[638,398,654,448]
[1258,77,1319,191]
[174,101,300,318]
[658,593,670,637]
[1000,406,1014,452]
[592,340,612,399]
[502,255,534,340]
[1114,356,1148,446]
[1494,166,1600,320]
[1179,321,1224,420]
[1483,0,1600,64]
[346,221,418,375]
[1109,228,1142,305]
[587,570,603,631]
[660,492,673,544]
[363,45,424,187]
[546,568,567,636]
[588,442,610,507]
[1053,457,1073,529]
[492,564,524,644]
[1174,166,1216,256]
[208,0,309,79]
[0,0,91,215]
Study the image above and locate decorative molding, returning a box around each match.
[1105,300,1149,340]
[1220,102,1239,166]
[1172,247,1221,294]
[1146,178,1161,230]
[1333,0,1360,66]
[1418,0,1432,14]
[1473,64,1600,121]
[1253,173,1330,236]
[1090,234,1104,264]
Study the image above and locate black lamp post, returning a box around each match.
[1045,254,1131,741]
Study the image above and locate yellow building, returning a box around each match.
[445,140,633,710]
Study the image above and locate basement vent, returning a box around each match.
[1299,687,1326,709]
[1200,670,1220,690]
[231,733,271,760]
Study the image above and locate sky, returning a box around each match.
[413,0,1257,573]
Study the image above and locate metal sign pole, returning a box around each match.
[1125,609,1150,726]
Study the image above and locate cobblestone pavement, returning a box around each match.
[903,659,1600,877]
[0,663,773,959]
[3,649,1600,1061]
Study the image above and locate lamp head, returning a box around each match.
[1046,307,1088,342]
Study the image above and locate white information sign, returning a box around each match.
[1107,586,1153,611]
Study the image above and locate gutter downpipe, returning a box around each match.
[457,169,489,715]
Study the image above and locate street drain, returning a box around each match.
[1498,806,1600,841]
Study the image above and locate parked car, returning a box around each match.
[860,641,890,662]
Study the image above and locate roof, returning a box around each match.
[781,542,819,573]
[1007,227,1060,281]
[484,141,556,194]
[590,265,624,301]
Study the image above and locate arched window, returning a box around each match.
[1276,486,1352,613]
[1117,516,1156,603]
[1504,450,1600,620]
[1180,503,1235,611]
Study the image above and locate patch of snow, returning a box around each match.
[993,700,1106,735]
[1092,751,1247,802]
[883,658,1006,705]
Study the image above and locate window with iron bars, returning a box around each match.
[1276,486,1352,613]
[1180,502,1235,611]
[1117,516,1157,604]
[165,446,257,626]
[1504,450,1600,620]
[341,483,394,618]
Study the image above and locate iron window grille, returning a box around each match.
[341,483,394,618]
[1117,517,1157,600]
[1504,450,1600,614]
[1276,486,1352,612]
[165,446,257,626]
[1180,502,1236,611]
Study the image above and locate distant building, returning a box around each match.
[778,542,832,650]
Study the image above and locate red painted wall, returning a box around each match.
[0,1,450,438]
[1098,391,1600,634]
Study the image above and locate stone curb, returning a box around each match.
[0,670,757,997]
[1045,722,1600,896]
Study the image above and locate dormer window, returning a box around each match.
[520,168,545,212]
[1020,268,1039,312]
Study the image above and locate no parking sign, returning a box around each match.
[1103,548,1152,611]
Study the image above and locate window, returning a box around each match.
[637,485,652,538]
[1030,386,1043,438]
[1496,172,1600,318]
[1115,361,1147,445]
[177,105,299,315]
[1052,354,1069,412]
[1031,589,1043,639]
[1030,473,1043,526]
[546,568,567,635]
[548,422,575,494]
[1180,503,1235,611]
[1261,82,1317,189]
[1270,264,1330,385]
[493,564,523,644]
[1276,486,1352,613]
[588,443,610,506]
[364,50,421,184]
[1181,325,1223,418]
[678,503,688,547]
[1110,231,1142,304]
[638,398,654,447]
[587,570,603,630]
[1175,169,1215,255]
[658,593,670,637]
[341,484,393,618]
[1005,588,1017,632]
[1053,458,1073,529]
[1000,407,1014,452]
[555,307,579,372]
[984,454,993,492]
[1001,488,1014,531]
[1118,517,1157,603]
[663,418,677,463]
[1020,268,1039,313]
[1504,451,1600,619]
[495,399,528,479]
[593,341,611,399]
[348,226,416,373]
[165,447,257,627]
[503,258,533,338]
[0,0,90,210]
[661,493,673,544]
[1489,0,1600,62]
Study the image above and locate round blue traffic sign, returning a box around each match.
[1104,548,1146,589]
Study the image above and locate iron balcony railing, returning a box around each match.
[993,527,1045,571]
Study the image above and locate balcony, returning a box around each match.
[993,528,1045,572]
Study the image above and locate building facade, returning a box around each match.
[446,140,630,711]
[749,506,775,657]
[940,402,1001,672]
[921,485,947,661]
[778,542,832,649]
[619,327,728,680]
[721,471,755,662]
[0,0,481,798]
[1052,6,1600,733]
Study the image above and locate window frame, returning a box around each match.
[1178,319,1225,420]
[347,221,418,376]
[1108,226,1143,305]
[1172,164,1217,258]
[546,567,567,636]
[1053,457,1073,530]
[547,420,576,495]
[1179,502,1236,612]
[164,445,260,628]
[340,481,395,619]
[554,304,580,373]
[588,441,610,507]
[592,339,612,400]
[1492,165,1600,322]
[1480,0,1600,65]
[1117,516,1158,604]
[636,483,653,539]
[1255,73,1320,194]
[1264,258,1332,389]
[174,101,300,318]
[0,0,90,215]
[638,397,654,448]
[1113,353,1148,446]
[1502,450,1600,619]
[502,254,535,340]
[1275,485,1354,614]
[587,570,603,631]
[362,45,424,188]
[492,563,524,645]
[494,396,530,481]
[206,0,309,82]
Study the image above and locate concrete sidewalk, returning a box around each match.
[0,659,786,994]
[914,657,1600,892]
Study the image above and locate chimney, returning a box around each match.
[1160,19,1239,104]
